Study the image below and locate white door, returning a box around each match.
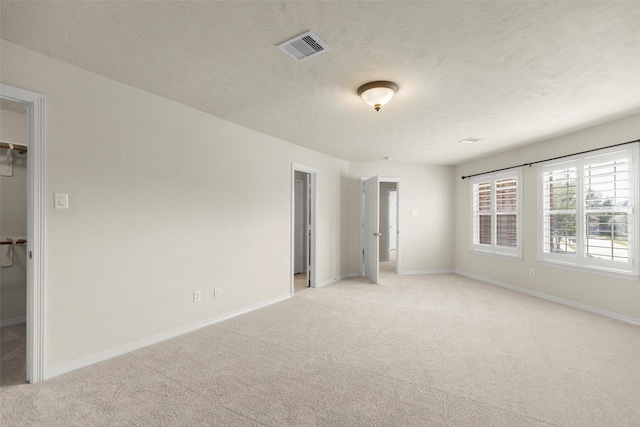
[294,179,304,274]
[363,176,380,283]
[388,190,397,251]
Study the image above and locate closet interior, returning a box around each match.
[0,99,28,386]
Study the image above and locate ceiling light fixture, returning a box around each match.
[357,81,398,111]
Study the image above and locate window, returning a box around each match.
[470,169,522,259]
[539,146,638,277]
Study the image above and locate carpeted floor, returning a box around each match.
[1,267,639,426]
[294,273,309,293]
[0,322,26,387]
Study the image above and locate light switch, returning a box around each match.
[54,193,69,209]
[411,210,418,217]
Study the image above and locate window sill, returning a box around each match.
[470,248,523,262]
[537,259,640,281]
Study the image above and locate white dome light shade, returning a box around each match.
[357,81,398,111]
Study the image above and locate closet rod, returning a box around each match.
[1,239,27,245]
[0,141,28,154]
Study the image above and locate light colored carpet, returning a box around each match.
[0,323,27,387]
[294,273,309,293]
[381,249,396,274]
[2,270,640,426]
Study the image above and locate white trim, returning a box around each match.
[0,84,46,384]
[469,250,524,262]
[537,145,639,277]
[0,316,27,327]
[317,273,360,288]
[291,164,318,294]
[455,270,640,327]
[400,269,454,275]
[470,168,523,260]
[536,260,639,282]
[46,293,291,380]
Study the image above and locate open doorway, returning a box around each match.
[1,83,46,384]
[291,164,317,294]
[361,177,401,283]
[1,99,28,386]
[379,183,398,274]
[293,171,310,292]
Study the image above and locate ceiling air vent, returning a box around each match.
[277,31,329,61]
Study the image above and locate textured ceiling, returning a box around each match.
[2,1,640,165]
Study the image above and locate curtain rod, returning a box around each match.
[461,138,640,180]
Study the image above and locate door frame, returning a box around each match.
[291,163,318,294]
[387,188,398,255]
[293,178,305,274]
[1,84,46,383]
[360,177,401,277]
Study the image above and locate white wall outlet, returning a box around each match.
[214,288,220,299]
[428,254,432,261]
[529,269,535,278]
[193,290,201,303]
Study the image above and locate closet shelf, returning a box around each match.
[0,141,28,154]
[1,239,27,246]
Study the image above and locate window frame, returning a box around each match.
[537,145,639,279]
[470,168,523,260]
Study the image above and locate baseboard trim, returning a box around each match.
[317,273,360,288]
[401,269,454,275]
[455,270,640,327]
[45,293,291,381]
[0,316,26,327]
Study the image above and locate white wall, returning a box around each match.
[1,40,350,371]
[347,162,455,274]
[0,106,28,323]
[454,112,640,321]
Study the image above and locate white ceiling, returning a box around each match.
[2,1,640,165]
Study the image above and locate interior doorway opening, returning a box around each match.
[0,99,28,386]
[1,83,46,384]
[361,177,401,284]
[293,171,310,293]
[291,164,318,294]
[379,184,398,275]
